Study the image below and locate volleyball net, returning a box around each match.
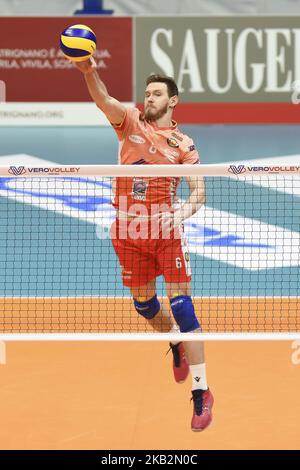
[0,164,299,341]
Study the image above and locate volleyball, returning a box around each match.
[60,24,97,62]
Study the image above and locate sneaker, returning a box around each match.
[167,342,189,383]
[191,389,214,432]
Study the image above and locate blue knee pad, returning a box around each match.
[134,295,161,320]
[170,295,200,332]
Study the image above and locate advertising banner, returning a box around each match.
[135,16,300,123]
[0,17,132,125]
[0,80,5,102]
[1,17,300,124]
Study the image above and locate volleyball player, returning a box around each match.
[75,58,214,432]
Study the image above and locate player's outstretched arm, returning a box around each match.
[75,57,126,125]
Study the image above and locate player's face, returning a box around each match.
[144,82,171,121]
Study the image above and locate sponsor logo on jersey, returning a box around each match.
[167,138,179,148]
[171,132,183,142]
[129,135,146,144]
[131,178,148,201]
[149,145,157,154]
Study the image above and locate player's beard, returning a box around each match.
[145,102,169,121]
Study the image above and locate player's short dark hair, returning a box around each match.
[146,74,179,98]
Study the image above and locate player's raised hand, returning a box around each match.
[73,57,97,74]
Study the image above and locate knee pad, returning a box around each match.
[170,295,200,333]
[134,294,160,320]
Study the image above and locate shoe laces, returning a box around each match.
[191,389,204,416]
[166,342,182,368]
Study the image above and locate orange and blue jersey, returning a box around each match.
[112,107,200,215]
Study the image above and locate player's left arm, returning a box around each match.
[177,143,205,222]
[172,176,205,226]
[179,175,205,221]
[161,176,205,229]
[161,144,205,228]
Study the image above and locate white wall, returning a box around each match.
[0,0,300,15]
[0,0,81,15]
[105,0,255,15]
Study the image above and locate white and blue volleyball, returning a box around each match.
[60,24,97,62]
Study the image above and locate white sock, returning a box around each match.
[169,324,180,345]
[190,363,208,391]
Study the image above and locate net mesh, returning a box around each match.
[0,166,299,334]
